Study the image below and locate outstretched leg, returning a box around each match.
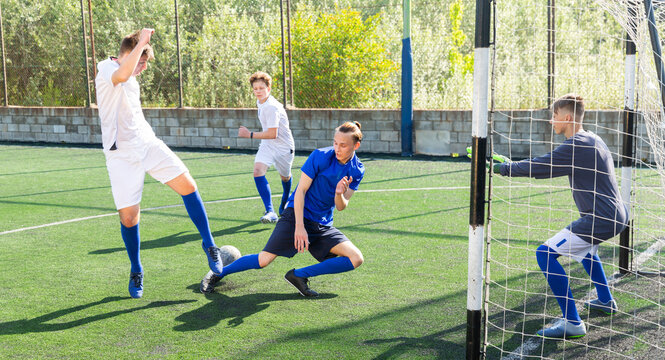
[167,172,223,274]
[200,252,276,293]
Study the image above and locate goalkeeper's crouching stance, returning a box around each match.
[491,94,628,339]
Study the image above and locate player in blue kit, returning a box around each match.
[201,121,365,297]
[95,29,224,299]
[494,94,628,339]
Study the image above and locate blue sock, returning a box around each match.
[221,254,262,278]
[182,190,216,249]
[254,176,273,213]
[536,245,581,324]
[294,257,355,278]
[279,178,292,215]
[581,253,613,303]
[121,223,142,273]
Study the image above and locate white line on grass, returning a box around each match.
[1,185,481,236]
[502,237,665,360]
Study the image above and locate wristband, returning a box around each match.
[250,132,253,139]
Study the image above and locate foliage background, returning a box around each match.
[0,0,625,109]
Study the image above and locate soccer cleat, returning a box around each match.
[260,211,279,224]
[129,272,144,299]
[200,270,223,293]
[203,245,224,275]
[536,319,586,339]
[584,298,618,315]
[284,269,319,297]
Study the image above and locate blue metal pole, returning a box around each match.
[401,0,413,156]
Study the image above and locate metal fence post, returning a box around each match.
[0,2,7,106]
[174,0,184,108]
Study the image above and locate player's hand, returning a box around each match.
[294,223,309,253]
[138,28,154,46]
[238,126,250,138]
[336,176,352,195]
[466,146,510,174]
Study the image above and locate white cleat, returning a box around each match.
[260,211,278,224]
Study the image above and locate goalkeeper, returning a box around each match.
[489,94,628,339]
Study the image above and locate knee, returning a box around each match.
[253,168,266,178]
[348,251,364,269]
[119,213,139,228]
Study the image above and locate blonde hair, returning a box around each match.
[119,30,154,60]
[335,121,363,143]
[249,71,272,88]
[552,93,585,121]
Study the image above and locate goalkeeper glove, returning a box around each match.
[466,147,511,174]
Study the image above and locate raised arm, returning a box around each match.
[111,28,153,86]
[334,176,354,211]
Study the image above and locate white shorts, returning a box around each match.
[255,143,294,178]
[544,228,598,263]
[105,139,188,210]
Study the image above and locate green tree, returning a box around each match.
[270,6,397,108]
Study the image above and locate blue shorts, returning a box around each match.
[263,207,349,262]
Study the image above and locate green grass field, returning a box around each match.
[1,143,664,359]
[0,143,470,359]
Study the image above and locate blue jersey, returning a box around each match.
[500,130,628,244]
[287,147,364,226]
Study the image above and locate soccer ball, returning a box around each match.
[218,245,241,266]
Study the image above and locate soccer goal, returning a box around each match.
[468,1,665,358]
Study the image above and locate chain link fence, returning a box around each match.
[0,0,625,110]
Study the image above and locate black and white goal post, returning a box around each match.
[467,0,491,359]
[619,3,637,275]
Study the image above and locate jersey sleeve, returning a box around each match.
[500,140,573,179]
[97,61,117,86]
[262,106,280,129]
[349,164,364,191]
[300,149,322,180]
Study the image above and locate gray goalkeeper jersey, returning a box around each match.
[499,130,628,244]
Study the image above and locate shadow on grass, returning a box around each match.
[362,324,466,359]
[174,286,338,331]
[0,296,195,335]
[89,221,268,255]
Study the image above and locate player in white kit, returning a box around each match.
[95,28,223,298]
[238,72,295,223]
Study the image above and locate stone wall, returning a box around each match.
[0,107,640,159]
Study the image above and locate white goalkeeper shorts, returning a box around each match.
[255,143,294,178]
[544,228,598,263]
[105,139,188,210]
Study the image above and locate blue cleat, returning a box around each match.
[584,298,618,315]
[203,245,224,275]
[129,272,143,299]
[537,319,586,339]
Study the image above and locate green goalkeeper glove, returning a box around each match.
[466,147,511,174]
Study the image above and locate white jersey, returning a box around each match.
[257,95,294,152]
[95,58,156,151]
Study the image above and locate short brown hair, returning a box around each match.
[552,94,584,120]
[119,30,154,60]
[335,121,363,144]
[249,71,272,87]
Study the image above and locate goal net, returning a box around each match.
[484,1,665,358]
